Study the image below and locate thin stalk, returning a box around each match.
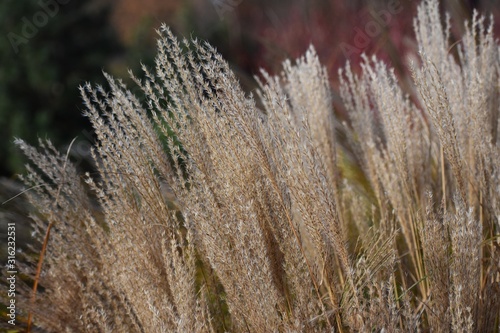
[440,145,446,213]
[27,138,76,333]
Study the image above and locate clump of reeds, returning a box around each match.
[6,0,500,331]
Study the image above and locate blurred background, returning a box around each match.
[1,0,500,178]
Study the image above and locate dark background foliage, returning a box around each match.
[1,0,498,178]
[0,0,122,175]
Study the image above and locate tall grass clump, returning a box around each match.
[5,0,499,331]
